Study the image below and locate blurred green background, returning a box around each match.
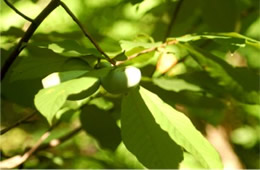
[1,0,259,168]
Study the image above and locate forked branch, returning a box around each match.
[3,0,34,22]
[1,0,61,80]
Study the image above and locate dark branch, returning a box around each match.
[59,1,116,66]
[3,0,34,22]
[164,0,184,40]
[0,112,36,135]
[0,0,61,81]
[38,126,82,150]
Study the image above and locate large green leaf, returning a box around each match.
[122,87,223,168]
[139,87,223,168]
[121,87,183,169]
[34,77,100,124]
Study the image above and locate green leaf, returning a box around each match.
[84,67,112,79]
[122,87,223,168]
[36,40,103,58]
[121,51,157,68]
[112,51,128,61]
[179,152,204,169]
[217,32,260,46]
[121,87,183,169]
[120,40,161,52]
[61,58,92,71]
[34,77,100,124]
[139,87,223,168]
[173,32,260,49]
[67,81,100,101]
[153,78,202,92]
[10,45,67,81]
[115,142,145,169]
[80,105,121,151]
[55,101,83,121]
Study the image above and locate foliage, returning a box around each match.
[1,0,259,169]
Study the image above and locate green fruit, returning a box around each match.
[101,66,141,94]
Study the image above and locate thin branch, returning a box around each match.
[0,0,61,81]
[59,1,116,66]
[3,0,34,22]
[164,0,184,40]
[38,126,82,150]
[116,39,178,65]
[0,121,60,169]
[0,112,36,135]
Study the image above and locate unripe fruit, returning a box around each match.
[101,66,141,94]
[156,52,178,74]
